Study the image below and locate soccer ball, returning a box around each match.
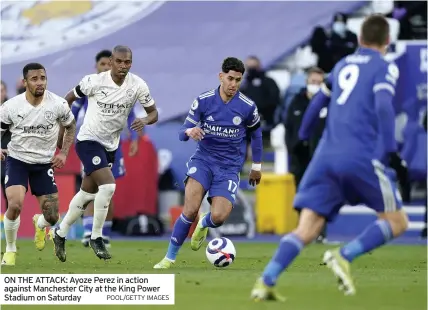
[206,237,236,267]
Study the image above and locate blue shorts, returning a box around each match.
[185,158,240,205]
[4,156,58,196]
[76,140,117,176]
[294,154,403,221]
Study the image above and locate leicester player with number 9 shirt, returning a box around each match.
[251,14,409,301]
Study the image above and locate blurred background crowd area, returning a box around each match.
[1,0,427,242]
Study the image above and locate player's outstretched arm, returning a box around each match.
[298,90,330,141]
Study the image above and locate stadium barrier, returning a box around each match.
[0,137,158,238]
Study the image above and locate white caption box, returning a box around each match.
[0,274,175,305]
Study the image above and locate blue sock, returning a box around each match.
[166,213,193,261]
[201,212,219,228]
[102,221,112,238]
[262,233,304,287]
[340,219,393,262]
[82,216,93,236]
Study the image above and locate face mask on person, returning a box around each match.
[332,21,346,36]
[307,84,320,95]
[246,68,262,80]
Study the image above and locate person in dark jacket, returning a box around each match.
[310,12,358,73]
[240,56,281,133]
[1,80,10,209]
[285,67,328,242]
[285,67,325,186]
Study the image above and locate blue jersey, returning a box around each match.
[319,47,399,157]
[183,87,260,171]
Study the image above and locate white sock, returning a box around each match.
[91,184,116,240]
[37,215,50,229]
[57,190,96,238]
[4,215,20,252]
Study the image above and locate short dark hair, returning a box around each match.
[96,50,112,62]
[23,63,45,79]
[222,57,245,74]
[361,14,389,46]
[307,66,324,76]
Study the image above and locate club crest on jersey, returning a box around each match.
[126,89,134,99]
[233,116,242,125]
[188,167,197,174]
[191,100,199,111]
[92,156,101,165]
[44,111,54,121]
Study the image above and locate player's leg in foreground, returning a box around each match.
[251,155,342,301]
[251,160,409,300]
[251,208,325,302]
[30,165,61,251]
[82,200,114,248]
[2,157,30,266]
[191,169,238,250]
[191,196,233,251]
[82,152,124,248]
[2,185,26,266]
[154,177,206,269]
[51,141,116,261]
[323,163,408,294]
[50,175,97,262]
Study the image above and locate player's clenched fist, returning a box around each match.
[185,127,205,141]
[249,169,262,186]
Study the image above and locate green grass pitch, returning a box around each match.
[1,240,427,310]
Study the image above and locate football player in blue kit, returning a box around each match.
[251,14,409,301]
[154,57,263,269]
[70,50,139,248]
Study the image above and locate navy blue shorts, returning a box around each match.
[76,140,116,176]
[80,141,125,179]
[4,156,58,196]
[185,158,239,205]
[294,153,403,222]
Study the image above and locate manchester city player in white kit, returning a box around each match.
[51,46,159,261]
[0,63,76,266]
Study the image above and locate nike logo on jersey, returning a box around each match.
[101,91,108,97]
[17,115,23,119]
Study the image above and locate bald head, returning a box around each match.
[111,45,133,80]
